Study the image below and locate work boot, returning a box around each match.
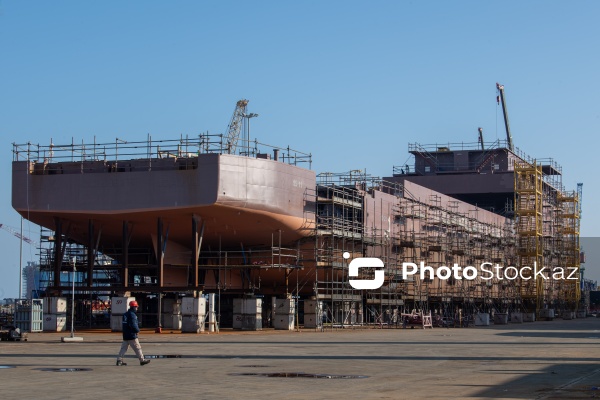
[140,359,151,366]
[116,360,127,366]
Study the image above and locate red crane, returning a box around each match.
[0,223,38,246]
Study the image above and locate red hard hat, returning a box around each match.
[129,300,139,307]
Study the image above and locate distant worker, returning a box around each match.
[116,300,151,366]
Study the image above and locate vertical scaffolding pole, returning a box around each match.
[19,217,23,298]
[53,218,63,291]
[157,218,164,288]
[192,215,205,288]
[87,220,95,288]
[122,221,130,288]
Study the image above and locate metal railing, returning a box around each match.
[12,133,312,169]
[399,140,564,177]
[408,139,512,153]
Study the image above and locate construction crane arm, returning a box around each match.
[496,83,514,152]
[225,99,249,154]
[577,183,583,218]
[0,223,38,246]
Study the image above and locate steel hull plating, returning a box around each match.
[12,154,316,251]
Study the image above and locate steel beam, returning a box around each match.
[53,218,63,291]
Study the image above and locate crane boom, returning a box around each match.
[478,127,484,151]
[496,83,514,151]
[577,182,583,218]
[225,99,249,154]
[0,223,38,246]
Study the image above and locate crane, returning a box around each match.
[577,183,583,218]
[478,127,484,151]
[225,99,249,154]
[496,83,514,152]
[1,222,39,299]
[0,223,38,246]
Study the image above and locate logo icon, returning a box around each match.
[345,252,385,290]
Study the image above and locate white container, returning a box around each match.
[233,298,262,314]
[111,297,135,315]
[511,312,523,323]
[242,315,262,331]
[275,299,295,314]
[233,313,243,329]
[171,314,182,330]
[181,297,206,316]
[303,314,322,329]
[474,313,490,326]
[273,314,294,330]
[243,298,262,315]
[43,314,67,332]
[44,297,67,314]
[233,299,243,314]
[493,313,508,325]
[523,312,535,322]
[110,314,123,331]
[304,301,323,314]
[14,300,44,333]
[181,315,204,333]
[540,309,555,319]
[161,313,173,329]
[163,299,182,314]
[172,301,182,315]
[162,299,173,315]
[562,311,574,320]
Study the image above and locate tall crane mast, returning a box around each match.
[496,83,514,152]
[478,127,484,151]
[577,182,583,218]
[225,99,249,154]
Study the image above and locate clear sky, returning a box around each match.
[1,1,599,299]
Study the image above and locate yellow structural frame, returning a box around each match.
[514,160,544,315]
[558,190,580,307]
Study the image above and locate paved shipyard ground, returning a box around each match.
[1,319,600,400]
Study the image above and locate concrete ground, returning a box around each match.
[1,318,599,400]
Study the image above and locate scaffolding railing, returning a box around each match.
[13,134,312,169]
[401,140,544,175]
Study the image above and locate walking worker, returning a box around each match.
[116,300,151,366]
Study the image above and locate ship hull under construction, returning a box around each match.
[13,149,316,293]
[13,153,315,249]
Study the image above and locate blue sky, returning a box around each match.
[1,1,599,298]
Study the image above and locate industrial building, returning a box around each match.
[10,89,587,332]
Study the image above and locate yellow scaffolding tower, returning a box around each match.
[558,190,580,309]
[514,160,544,315]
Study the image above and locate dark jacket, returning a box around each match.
[122,308,140,340]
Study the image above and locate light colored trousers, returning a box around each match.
[117,338,145,361]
